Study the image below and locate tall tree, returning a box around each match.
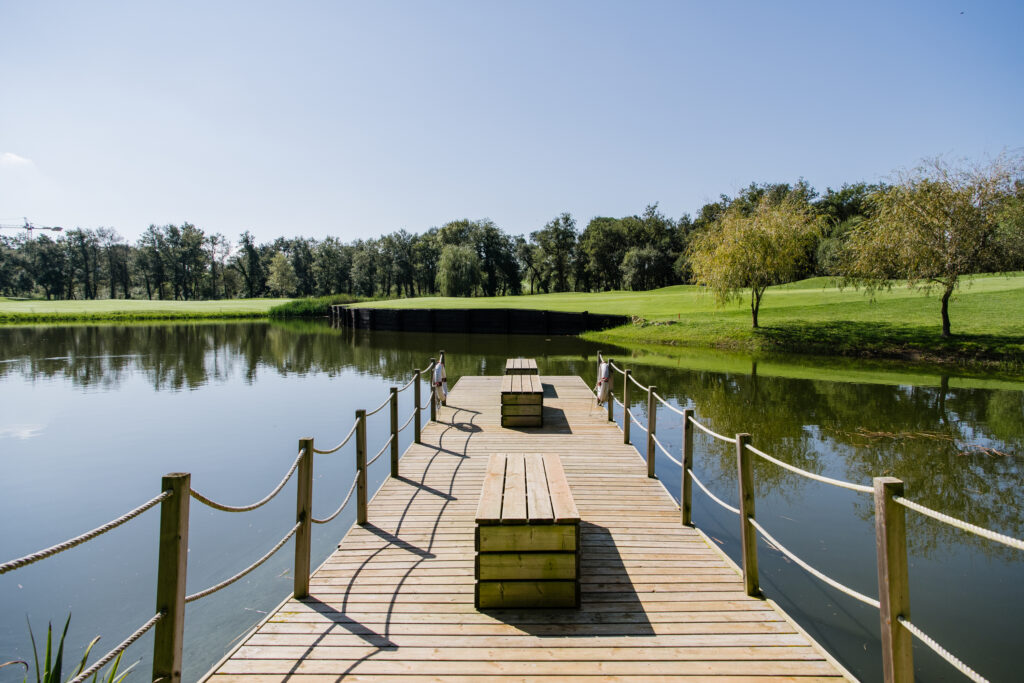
[531,213,577,293]
[435,244,481,296]
[689,195,823,327]
[844,154,1024,337]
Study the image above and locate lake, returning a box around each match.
[1,321,1021,682]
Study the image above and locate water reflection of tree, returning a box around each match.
[619,360,1022,561]
[0,322,611,392]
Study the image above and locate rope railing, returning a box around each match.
[611,359,1011,682]
[0,490,172,575]
[312,478,358,525]
[420,391,432,411]
[893,496,1024,552]
[613,395,624,409]
[190,449,303,513]
[689,469,740,515]
[366,435,392,467]
[650,433,682,467]
[365,394,392,417]
[398,374,418,391]
[313,419,359,455]
[185,522,300,603]
[67,611,165,683]
[749,518,880,609]
[398,409,416,433]
[897,616,989,683]
[745,443,874,494]
[687,414,737,444]
[628,372,648,391]
[609,361,626,375]
[653,391,686,416]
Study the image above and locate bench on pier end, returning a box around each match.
[475,453,580,609]
[505,357,539,375]
[500,373,543,427]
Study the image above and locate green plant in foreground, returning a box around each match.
[0,616,135,683]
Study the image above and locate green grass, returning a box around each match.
[360,273,1024,365]
[268,294,369,318]
[0,297,291,323]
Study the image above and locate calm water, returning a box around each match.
[0,322,1020,682]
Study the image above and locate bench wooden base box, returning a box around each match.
[500,373,543,427]
[505,357,539,375]
[475,453,580,609]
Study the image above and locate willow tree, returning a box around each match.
[844,155,1024,337]
[688,195,822,327]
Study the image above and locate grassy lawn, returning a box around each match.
[0,297,291,322]
[363,273,1024,364]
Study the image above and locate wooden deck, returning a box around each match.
[207,376,850,682]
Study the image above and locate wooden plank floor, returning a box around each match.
[208,376,850,682]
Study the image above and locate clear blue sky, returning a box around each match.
[2,0,1022,243]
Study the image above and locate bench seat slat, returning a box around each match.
[544,454,580,524]
[501,454,527,524]
[476,454,506,524]
[525,453,554,523]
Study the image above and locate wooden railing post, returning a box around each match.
[646,386,657,479]
[356,410,367,526]
[389,387,399,478]
[428,356,437,423]
[874,477,913,683]
[606,361,614,423]
[153,472,190,683]
[294,438,313,598]
[736,433,759,596]
[681,408,694,526]
[414,366,424,444]
[623,369,632,444]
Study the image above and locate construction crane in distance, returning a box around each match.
[0,218,64,238]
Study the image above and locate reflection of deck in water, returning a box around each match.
[208,376,849,681]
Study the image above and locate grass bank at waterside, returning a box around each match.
[360,273,1024,366]
[0,297,290,323]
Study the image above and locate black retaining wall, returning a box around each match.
[329,306,628,335]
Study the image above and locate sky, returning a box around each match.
[1,0,1022,243]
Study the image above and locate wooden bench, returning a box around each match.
[505,357,538,375]
[475,453,580,609]
[500,373,543,427]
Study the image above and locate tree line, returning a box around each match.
[0,185,877,301]
[2,154,1021,335]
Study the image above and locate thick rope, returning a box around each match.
[420,392,432,411]
[898,616,988,682]
[398,409,416,433]
[1,491,171,575]
[653,391,686,416]
[67,611,165,683]
[312,478,359,525]
[687,415,737,444]
[613,396,624,409]
[366,436,392,466]
[190,449,303,513]
[185,523,300,603]
[628,410,648,433]
[628,372,648,391]
[313,420,359,455]
[398,374,417,392]
[745,444,873,494]
[689,469,740,515]
[893,496,1024,551]
[749,519,880,609]
[609,361,626,376]
[651,433,682,467]
[365,395,391,417]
